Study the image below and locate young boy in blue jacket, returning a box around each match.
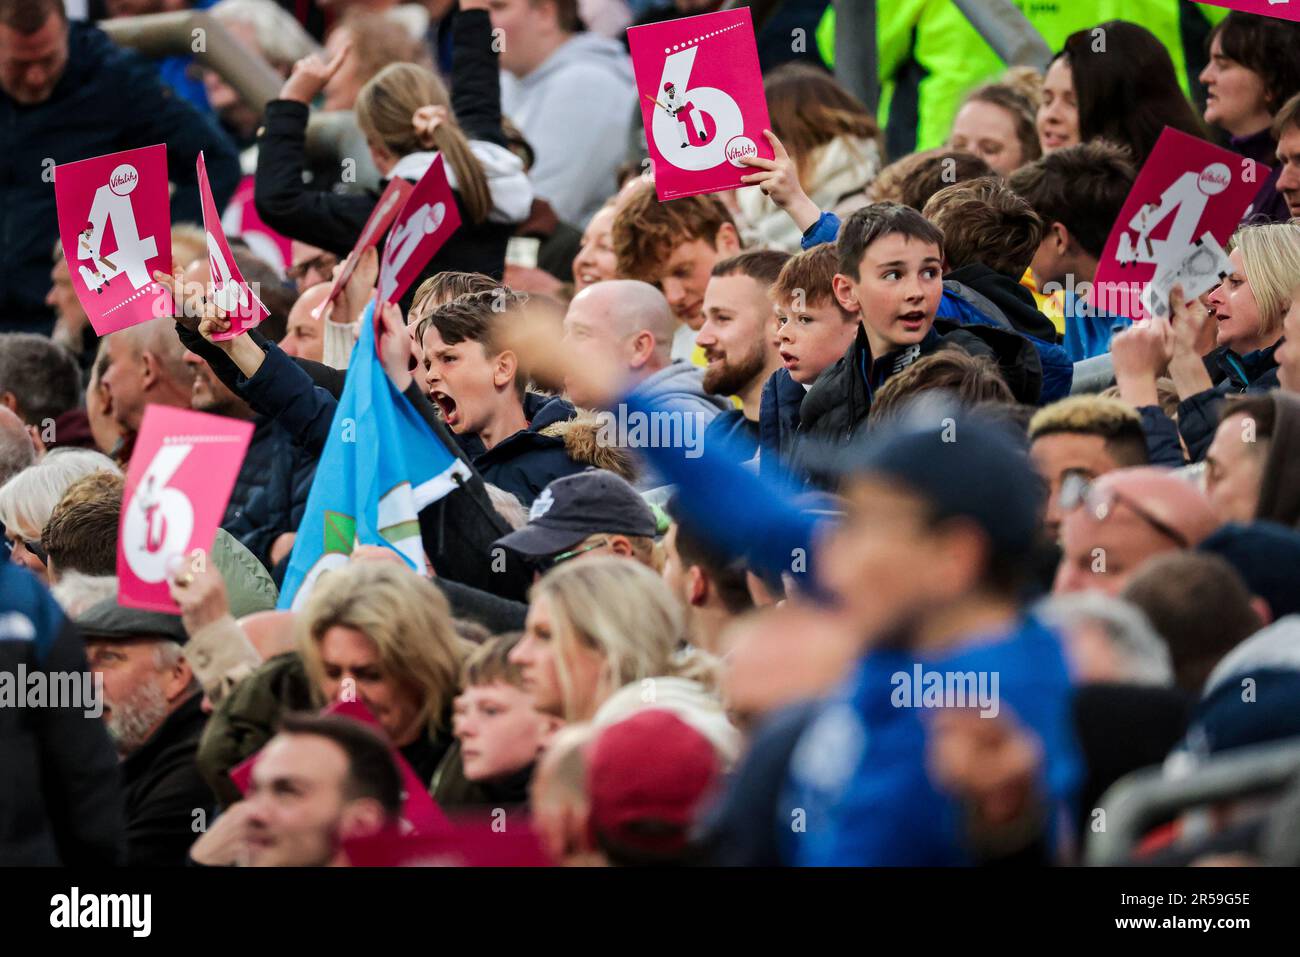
[782,409,1082,865]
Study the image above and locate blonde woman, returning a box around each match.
[1122,221,1300,462]
[510,556,740,764]
[254,3,532,296]
[298,562,473,782]
[948,80,1042,178]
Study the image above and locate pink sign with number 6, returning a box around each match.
[117,405,253,613]
[54,144,174,335]
[1199,1,1300,22]
[627,8,773,201]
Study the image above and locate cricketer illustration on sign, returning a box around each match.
[627,8,773,200]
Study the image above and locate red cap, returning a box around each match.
[585,709,719,855]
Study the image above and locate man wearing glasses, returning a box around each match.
[1053,467,1221,598]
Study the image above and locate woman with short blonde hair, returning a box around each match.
[297,562,471,755]
[1230,222,1300,342]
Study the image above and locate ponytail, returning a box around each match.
[356,63,492,225]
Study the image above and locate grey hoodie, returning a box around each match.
[636,360,733,424]
[501,32,636,226]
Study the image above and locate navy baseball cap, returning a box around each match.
[495,469,658,558]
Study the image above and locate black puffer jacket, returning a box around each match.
[796,320,1042,464]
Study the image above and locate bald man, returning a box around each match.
[98,317,196,459]
[1054,467,1222,597]
[279,283,331,365]
[561,280,729,423]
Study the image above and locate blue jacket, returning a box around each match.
[223,416,317,570]
[758,368,807,479]
[0,564,124,864]
[1177,341,1283,463]
[0,23,239,333]
[785,614,1082,866]
[453,392,590,506]
[1062,291,1131,364]
[937,282,1073,404]
[801,212,1056,403]
[705,408,760,463]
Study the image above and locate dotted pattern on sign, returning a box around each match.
[663,20,742,55]
[100,282,161,317]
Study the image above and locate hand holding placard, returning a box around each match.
[627,8,773,200]
[117,406,254,613]
[1092,128,1260,319]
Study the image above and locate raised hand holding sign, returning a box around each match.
[1092,128,1260,320]
[117,406,254,613]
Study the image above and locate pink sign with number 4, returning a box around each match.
[376,153,461,307]
[54,144,174,336]
[1092,128,1261,320]
[117,405,253,613]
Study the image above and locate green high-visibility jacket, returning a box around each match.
[816,1,1228,157]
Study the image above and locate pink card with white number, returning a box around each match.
[1092,128,1261,320]
[377,154,462,307]
[1200,1,1300,21]
[54,144,174,335]
[198,152,268,340]
[117,405,252,613]
[627,8,773,201]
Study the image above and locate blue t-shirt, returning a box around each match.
[1063,291,1131,363]
[784,614,1082,866]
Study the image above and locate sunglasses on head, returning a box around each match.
[1059,472,1189,549]
[534,538,610,573]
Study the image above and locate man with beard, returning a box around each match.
[79,599,212,867]
[696,252,789,460]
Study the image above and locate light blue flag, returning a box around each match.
[277,302,471,609]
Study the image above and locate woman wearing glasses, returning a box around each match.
[1113,222,1300,463]
[509,557,740,766]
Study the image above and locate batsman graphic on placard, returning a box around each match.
[654,81,709,148]
[77,171,157,297]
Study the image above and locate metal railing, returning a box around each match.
[1085,738,1300,865]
